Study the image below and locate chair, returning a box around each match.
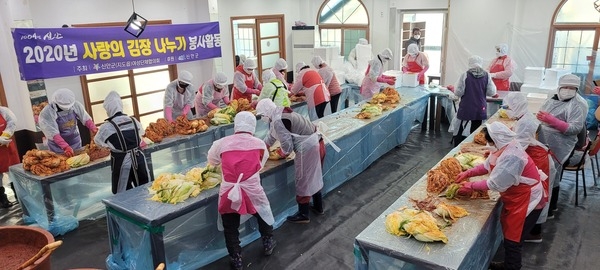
[588,134,600,185]
[560,140,591,206]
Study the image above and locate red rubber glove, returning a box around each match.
[277,148,287,158]
[593,86,600,95]
[140,140,147,149]
[402,66,408,73]
[247,88,260,95]
[384,79,396,85]
[257,84,263,91]
[223,96,231,105]
[63,146,74,157]
[207,103,218,110]
[182,105,191,116]
[446,85,455,92]
[376,75,387,83]
[85,119,98,135]
[537,111,569,133]
[471,180,490,191]
[457,182,473,196]
[165,107,173,122]
[455,164,488,183]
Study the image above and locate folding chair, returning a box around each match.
[560,140,591,206]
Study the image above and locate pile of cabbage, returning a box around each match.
[454,153,486,170]
[148,164,222,204]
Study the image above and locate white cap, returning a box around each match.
[53,88,75,110]
[486,122,516,149]
[178,70,193,85]
[295,62,308,74]
[103,91,123,117]
[496,43,509,56]
[558,74,580,89]
[311,55,325,69]
[262,70,276,84]
[214,72,228,87]
[407,44,419,55]
[244,58,257,69]
[358,38,368,45]
[468,55,483,69]
[256,98,277,119]
[379,48,393,61]
[503,92,528,119]
[274,58,288,70]
[234,111,256,134]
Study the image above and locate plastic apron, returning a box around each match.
[0,114,20,173]
[217,141,274,231]
[47,109,81,153]
[490,156,542,242]
[355,44,372,74]
[107,118,149,194]
[303,80,330,121]
[360,64,380,99]
[406,59,425,85]
[526,145,554,223]
[292,132,324,196]
[232,72,255,103]
[490,57,510,91]
[196,87,227,117]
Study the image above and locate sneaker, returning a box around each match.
[310,204,325,215]
[524,233,543,243]
[546,212,555,220]
[286,212,310,224]
[263,236,276,256]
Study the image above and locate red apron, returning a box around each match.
[0,114,20,173]
[406,59,424,85]
[491,161,540,242]
[525,146,550,207]
[490,56,510,91]
[232,67,256,103]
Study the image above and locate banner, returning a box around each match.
[12,22,222,80]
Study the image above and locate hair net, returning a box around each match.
[244,58,257,69]
[238,54,247,65]
[379,48,393,61]
[503,92,528,119]
[407,44,419,55]
[103,91,123,117]
[358,38,368,45]
[311,55,325,68]
[295,62,308,74]
[256,98,277,119]
[496,43,509,56]
[486,122,516,149]
[514,113,541,148]
[178,70,193,84]
[214,72,228,87]
[234,111,256,134]
[558,74,580,90]
[262,70,277,84]
[468,55,483,69]
[53,88,76,110]
[274,58,288,70]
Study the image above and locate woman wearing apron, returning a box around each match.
[232,58,262,104]
[194,72,230,118]
[0,106,19,208]
[291,62,330,120]
[488,43,515,91]
[360,48,395,99]
[402,43,429,85]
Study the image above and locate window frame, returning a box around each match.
[316,0,370,56]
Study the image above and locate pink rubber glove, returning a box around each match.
[182,105,191,116]
[85,119,98,134]
[277,148,287,158]
[385,79,396,85]
[470,180,490,191]
[402,66,408,73]
[593,86,600,95]
[537,111,568,133]
[165,107,173,122]
[53,134,74,157]
[208,103,218,110]
[418,72,425,82]
[249,88,261,95]
[457,182,473,196]
[223,96,230,105]
[140,140,147,149]
[376,75,387,83]
[455,164,488,183]
[63,146,74,157]
[446,85,455,92]
[257,84,263,91]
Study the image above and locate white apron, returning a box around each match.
[292,132,324,196]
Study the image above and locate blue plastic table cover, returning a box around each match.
[353,118,510,270]
[101,86,431,270]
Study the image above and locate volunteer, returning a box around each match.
[256,99,325,224]
[405,27,422,49]
[236,54,247,67]
[195,72,230,118]
[402,43,429,85]
[207,111,276,270]
[348,38,372,69]
[272,58,289,83]
[232,58,262,103]
[0,106,19,208]
[312,56,342,113]
[536,74,587,217]
[39,88,98,157]
[488,43,515,91]
[258,70,291,108]
[450,55,496,146]
[94,91,150,194]
[456,122,545,270]
[164,70,195,122]
[291,62,330,119]
[360,48,395,99]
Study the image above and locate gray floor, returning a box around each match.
[1,124,599,270]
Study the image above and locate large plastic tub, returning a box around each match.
[0,226,54,270]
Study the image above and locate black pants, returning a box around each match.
[504,208,542,270]
[222,213,273,256]
[315,102,328,119]
[452,120,483,147]
[330,93,341,114]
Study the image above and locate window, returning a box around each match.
[233,20,256,58]
[317,0,369,59]
[72,21,176,127]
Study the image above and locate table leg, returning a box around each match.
[41,181,54,225]
[421,97,429,131]
[429,96,435,130]
[151,231,166,269]
[435,96,443,132]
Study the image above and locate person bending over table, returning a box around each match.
[456,122,545,270]
[207,111,275,270]
[258,70,291,108]
[360,48,395,99]
[256,99,326,224]
[164,70,195,122]
[312,55,342,114]
[195,72,230,118]
[291,62,330,120]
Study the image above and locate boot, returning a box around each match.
[311,192,324,215]
[10,182,18,203]
[287,203,310,223]
[0,187,13,208]
[230,252,243,270]
[262,236,276,256]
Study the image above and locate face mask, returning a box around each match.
[484,142,497,153]
[260,115,270,123]
[409,52,417,57]
[57,104,72,111]
[414,35,420,40]
[178,82,189,89]
[496,52,504,57]
[558,88,576,101]
[245,68,254,74]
